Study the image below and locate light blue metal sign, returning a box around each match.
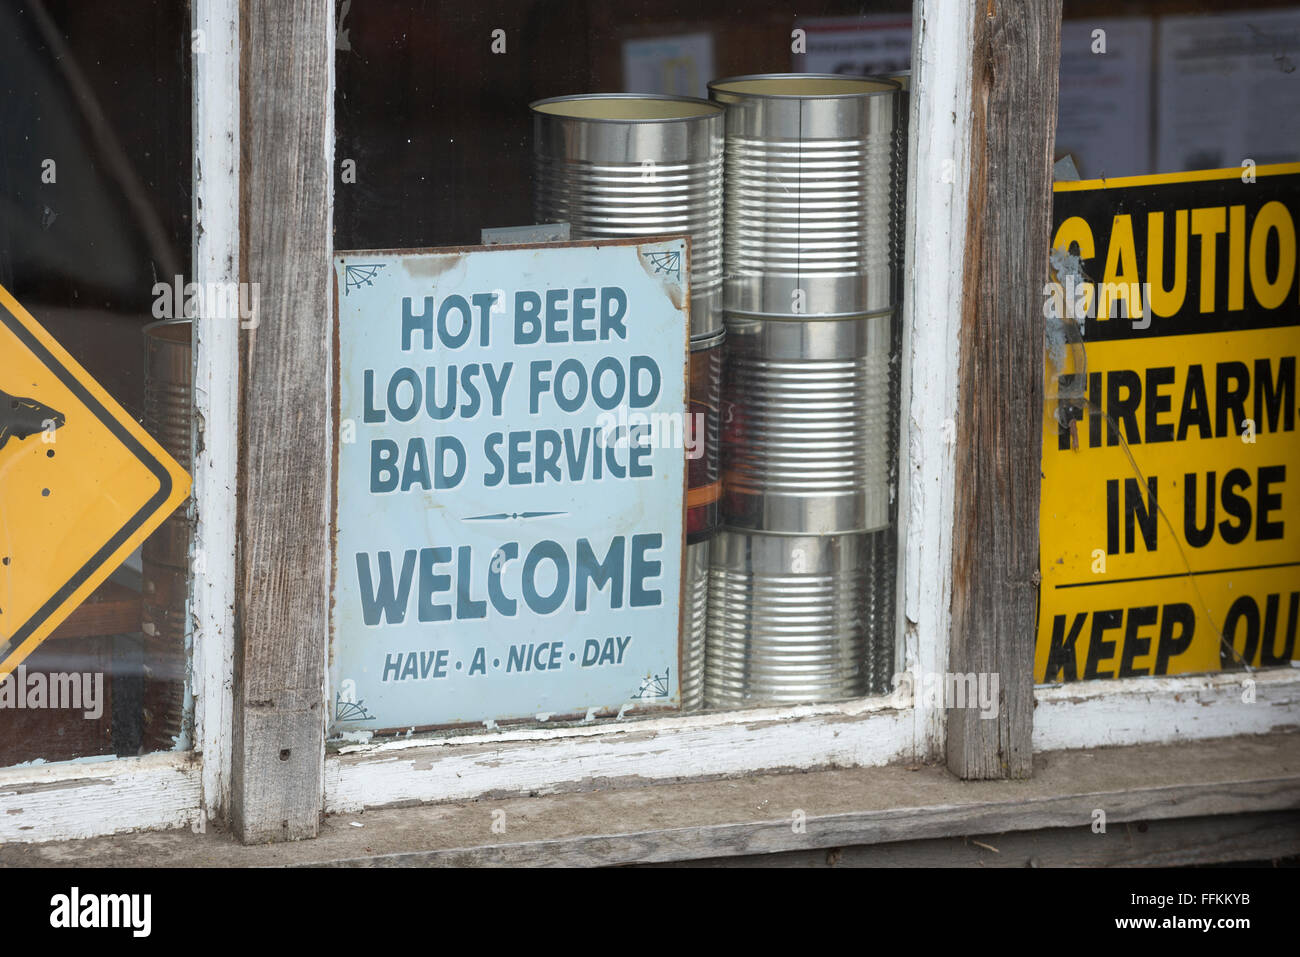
[331,240,688,731]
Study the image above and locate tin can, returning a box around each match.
[142,321,192,569]
[531,94,725,339]
[141,320,192,752]
[721,312,891,535]
[680,537,711,711]
[681,330,723,712]
[864,68,909,696]
[707,74,898,318]
[705,530,869,707]
[140,559,188,751]
[882,70,910,311]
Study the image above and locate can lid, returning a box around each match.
[708,74,898,99]
[142,319,193,343]
[530,93,723,122]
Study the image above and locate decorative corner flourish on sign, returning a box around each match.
[343,262,386,296]
[643,248,682,282]
[631,668,670,700]
[335,688,376,723]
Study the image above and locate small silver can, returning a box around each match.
[680,537,711,711]
[531,94,725,340]
[721,311,891,535]
[879,69,910,310]
[706,530,870,708]
[142,320,192,569]
[707,74,898,318]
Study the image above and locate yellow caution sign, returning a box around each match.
[0,285,190,679]
[1039,164,1300,681]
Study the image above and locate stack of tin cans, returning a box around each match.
[531,94,725,710]
[531,75,901,711]
[705,75,900,707]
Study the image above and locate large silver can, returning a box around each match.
[680,538,711,711]
[707,74,897,318]
[531,94,725,340]
[721,311,891,535]
[705,530,870,707]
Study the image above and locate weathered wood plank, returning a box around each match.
[643,812,1300,868]
[231,0,333,843]
[946,1,1062,779]
[1035,669,1300,751]
[4,733,1295,861]
[0,753,202,844]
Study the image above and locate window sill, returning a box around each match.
[4,732,1297,866]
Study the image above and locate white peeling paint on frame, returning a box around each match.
[0,752,201,843]
[326,699,914,813]
[190,0,240,829]
[898,0,974,761]
[1034,668,1300,751]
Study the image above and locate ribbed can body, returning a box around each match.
[705,531,870,707]
[141,320,192,752]
[141,560,188,750]
[682,333,723,712]
[721,312,891,535]
[531,95,724,339]
[142,322,192,568]
[875,69,910,697]
[709,75,897,318]
[886,70,910,313]
[680,538,711,711]
[687,329,723,542]
[702,75,901,708]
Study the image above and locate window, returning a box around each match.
[1035,1,1300,751]
[2,0,1292,850]
[328,1,916,770]
[0,0,195,766]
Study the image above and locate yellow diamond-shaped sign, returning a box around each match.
[0,284,190,679]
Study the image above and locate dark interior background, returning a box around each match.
[334,0,910,250]
[0,0,191,418]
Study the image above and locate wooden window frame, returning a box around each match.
[3,0,1294,848]
[318,1,975,820]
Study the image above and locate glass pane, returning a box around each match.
[330,0,910,740]
[0,0,194,763]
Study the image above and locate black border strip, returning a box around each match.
[1,301,173,650]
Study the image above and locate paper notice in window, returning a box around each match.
[1056,18,1153,179]
[1156,9,1300,173]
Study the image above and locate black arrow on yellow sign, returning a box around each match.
[0,284,190,678]
[0,389,65,453]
